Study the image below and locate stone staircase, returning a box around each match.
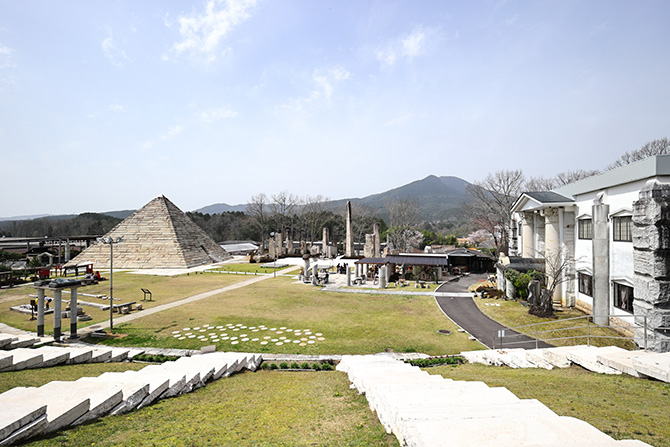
[0,351,261,445]
[337,354,653,447]
[461,345,670,382]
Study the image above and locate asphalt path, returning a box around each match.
[435,275,552,349]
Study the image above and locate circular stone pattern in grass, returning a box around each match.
[169,323,326,347]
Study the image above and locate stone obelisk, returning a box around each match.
[345,201,354,257]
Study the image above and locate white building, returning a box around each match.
[509,155,670,351]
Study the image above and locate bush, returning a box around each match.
[514,270,544,300]
[300,362,310,370]
[269,363,278,370]
[405,355,463,368]
[278,362,289,369]
[311,363,321,371]
[260,362,269,370]
[320,363,333,371]
[290,362,299,369]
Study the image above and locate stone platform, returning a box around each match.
[338,354,653,447]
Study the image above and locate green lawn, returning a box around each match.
[11,366,398,447]
[84,275,481,355]
[0,272,250,334]
[207,263,290,274]
[473,296,636,349]
[430,363,670,447]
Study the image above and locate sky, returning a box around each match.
[1,0,669,218]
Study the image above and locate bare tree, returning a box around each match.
[528,248,574,318]
[385,198,422,252]
[525,169,600,192]
[607,137,670,170]
[465,170,525,255]
[270,191,299,237]
[246,193,270,248]
[299,195,331,242]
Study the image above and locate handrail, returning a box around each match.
[494,314,646,350]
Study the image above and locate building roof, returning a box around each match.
[554,154,670,198]
[445,248,496,260]
[511,191,574,213]
[355,257,389,265]
[384,254,449,266]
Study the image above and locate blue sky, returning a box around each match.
[1,0,669,217]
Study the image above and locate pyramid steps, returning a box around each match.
[0,351,261,445]
[460,345,670,382]
[337,355,653,447]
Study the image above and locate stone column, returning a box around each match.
[345,201,354,257]
[521,212,535,258]
[379,265,387,289]
[544,208,562,305]
[633,180,670,351]
[69,286,78,339]
[37,288,45,337]
[53,289,62,341]
[364,234,375,258]
[373,223,381,258]
[65,239,71,263]
[592,193,610,326]
[322,228,329,258]
[346,265,351,286]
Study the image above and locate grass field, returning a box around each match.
[0,272,250,334]
[9,365,398,447]
[431,363,670,447]
[473,296,636,349]
[87,275,482,355]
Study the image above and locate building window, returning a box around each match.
[612,216,632,242]
[613,282,634,313]
[578,272,593,297]
[578,219,592,240]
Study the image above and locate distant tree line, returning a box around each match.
[0,213,122,238]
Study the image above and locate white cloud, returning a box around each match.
[385,113,412,127]
[376,26,428,67]
[161,124,184,139]
[166,0,256,63]
[108,103,125,112]
[284,65,351,112]
[102,33,128,67]
[201,107,237,122]
[0,43,16,70]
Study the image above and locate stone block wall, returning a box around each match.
[633,181,670,352]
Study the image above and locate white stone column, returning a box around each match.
[592,194,610,326]
[521,212,535,258]
[544,208,562,305]
[37,288,45,337]
[53,289,62,341]
[69,286,78,339]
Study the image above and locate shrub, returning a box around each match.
[260,362,269,370]
[290,362,299,369]
[279,362,289,369]
[311,363,321,371]
[300,362,310,370]
[320,363,333,371]
[269,363,278,370]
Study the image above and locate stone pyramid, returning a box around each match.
[68,196,231,269]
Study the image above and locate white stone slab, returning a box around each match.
[25,347,69,368]
[29,383,90,433]
[64,347,94,364]
[0,412,47,446]
[0,352,13,371]
[0,388,47,444]
[524,349,555,370]
[566,346,622,375]
[0,350,43,372]
[118,370,170,409]
[596,348,645,377]
[459,350,491,365]
[110,348,131,362]
[0,334,17,349]
[135,363,187,398]
[402,416,619,447]
[38,380,122,427]
[7,335,40,350]
[85,373,150,414]
[542,345,590,368]
[632,352,670,383]
[89,348,113,363]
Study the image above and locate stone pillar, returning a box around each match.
[346,266,351,286]
[65,239,71,263]
[544,208,562,305]
[322,228,329,258]
[364,234,375,258]
[592,193,610,326]
[37,288,45,337]
[562,210,577,307]
[521,212,535,258]
[53,289,62,341]
[345,201,354,257]
[373,223,381,258]
[379,265,387,289]
[69,286,78,339]
[633,180,670,351]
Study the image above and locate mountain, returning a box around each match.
[194,203,248,214]
[327,175,472,222]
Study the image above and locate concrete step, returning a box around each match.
[15,384,91,435]
[565,346,622,375]
[632,352,670,383]
[64,347,94,364]
[0,334,17,349]
[81,374,150,415]
[89,348,113,363]
[116,370,170,410]
[134,363,188,398]
[0,349,43,372]
[6,335,40,350]
[0,388,47,446]
[0,352,13,371]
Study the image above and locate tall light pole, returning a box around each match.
[270,232,276,278]
[97,236,124,330]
